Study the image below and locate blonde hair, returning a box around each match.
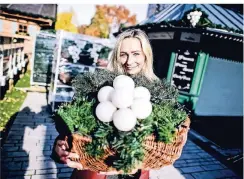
[107,29,158,81]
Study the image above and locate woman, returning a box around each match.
[51,29,159,179]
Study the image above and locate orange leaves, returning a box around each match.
[78,5,137,38]
[128,15,137,25]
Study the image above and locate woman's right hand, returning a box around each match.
[55,140,83,170]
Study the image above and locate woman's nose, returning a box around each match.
[126,55,134,65]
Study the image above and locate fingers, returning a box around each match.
[57,140,69,149]
[60,156,68,163]
[99,169,137,175]
[67,152,80,159]
[55,145,69,156]
[66,159,83,170]
[99,171,120,175]
[55,140,80,168]
[55,140,70,164]
[61,144,66,150]
[59,152,79,164]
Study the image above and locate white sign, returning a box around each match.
[180,32,201,43]
[148,32,174,39]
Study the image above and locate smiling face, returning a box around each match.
[119,38,146,75]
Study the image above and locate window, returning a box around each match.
[18,24,28,33]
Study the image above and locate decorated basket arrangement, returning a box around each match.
[54,69,190,174]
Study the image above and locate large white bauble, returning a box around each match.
[113,75,135,90]
[111,88,134,108]
[95,101,117,122]
[97,86,114,102]
[131,99,152,119]
[134,86,151,101]
[113,108,137,131]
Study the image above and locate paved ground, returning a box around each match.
[1,92,241,179]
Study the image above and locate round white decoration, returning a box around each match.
[131,99,152,119]
[134,86,151,101]
[113,108,137,131]
[111,88,134,108]
[97,86,114,102]
[113,75,135,90]
[95,101,117,122]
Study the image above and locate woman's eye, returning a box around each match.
[133,53,139,56]
[120,54,126,57]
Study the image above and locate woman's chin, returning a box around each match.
[126,69,140,75]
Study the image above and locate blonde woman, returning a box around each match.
[52,29,158,179]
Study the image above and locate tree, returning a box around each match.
[55,12,78,33]
[78,5,137,38]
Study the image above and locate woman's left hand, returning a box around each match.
[99,171,120,175]
[99,168,138,175]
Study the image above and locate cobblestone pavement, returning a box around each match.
[1,92,241,179]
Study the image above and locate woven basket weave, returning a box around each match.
[66,118,190,174]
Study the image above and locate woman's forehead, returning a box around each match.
[120,38,142,52]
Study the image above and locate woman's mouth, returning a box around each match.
[126,65,138,70]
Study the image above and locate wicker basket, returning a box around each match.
[66,118,190,174]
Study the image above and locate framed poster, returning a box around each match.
[49,30,114,112]
[31,31,56,86]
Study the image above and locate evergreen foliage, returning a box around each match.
[56,69,188,172]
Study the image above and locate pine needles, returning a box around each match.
[55,69,187,172]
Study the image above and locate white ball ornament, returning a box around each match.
[134,86,151,101]
[95,101,117,122]
[131,99,152,119]
[113,75,135,90]
[97,86,114,102]
[113,108,137,131]
[111,88,134,108]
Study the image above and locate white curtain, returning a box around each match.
[195,57,243,116]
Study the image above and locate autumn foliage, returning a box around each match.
[78,5,137,38]
[55,12,78,33]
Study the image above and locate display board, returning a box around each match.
[31,31,56,85]
[171,49,198,93]
[49,30,114,112]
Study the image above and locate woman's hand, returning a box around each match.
[99,171,120,175]
[55,140,83,170]
[99,168,138,175]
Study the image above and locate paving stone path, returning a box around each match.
[1,92,241,179]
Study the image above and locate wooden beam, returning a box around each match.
[7,17,18,22]
[27,21,38,26]
[1,43,25,50]
[0,16,40,27]
[39,23,53,27]
[0,10,53,26]
[18,19,28,23]
[0,16,6,19]
[0,32,31,40]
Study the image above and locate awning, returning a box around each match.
[140,4,243,32]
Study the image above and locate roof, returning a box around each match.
[140,4,243,32]
[0,4,57,20]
